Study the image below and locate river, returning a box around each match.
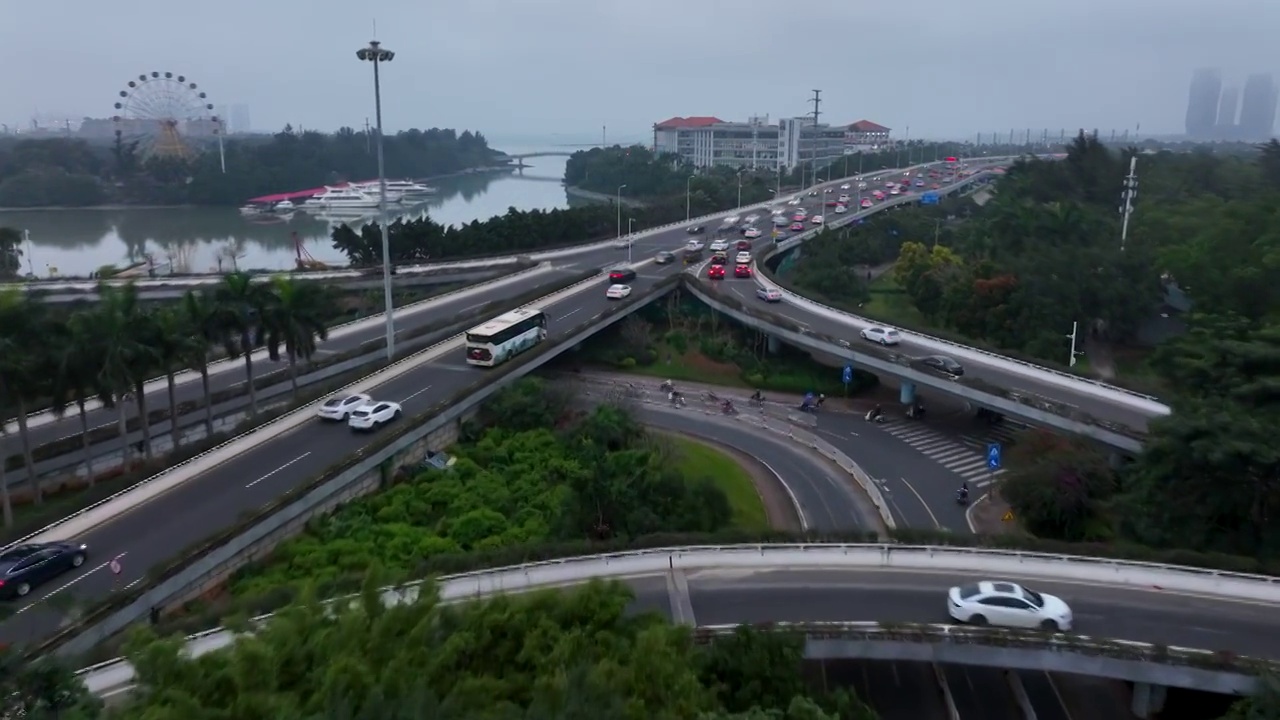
[1,148,571,277]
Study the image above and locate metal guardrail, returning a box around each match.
[74,542,1280,696]
[753,173,1169,410]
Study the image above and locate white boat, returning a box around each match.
[239,204,269,216]
[274,199,296,212]
[304,186,383,209]
[353,179,434,199]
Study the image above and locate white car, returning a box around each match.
[348,400,402,431]
[947,581,1073,632]
[744,214,759,224]
[889,187,901,195]
[743,228,762,239]
[686,239,705,252]
[735,251,751,264]
[787,198,802,206]
[834,204,847,214]
[317,393,372,421]
[756,287,782,302]
[840,183,851,190]
[857,181,868,189]
[859,326,901,345]
[606,283,632,299]
[838,194,850,203]
[772,215,789,227]
[810,215,824,225]
[723,215,740,225]
[710,239,730,251]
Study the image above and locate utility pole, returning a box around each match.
[602,124,607,147]
[364,118,372,154]
[808,89,822,186]
[1119,155,1139,251]
[1066,321,1084,367]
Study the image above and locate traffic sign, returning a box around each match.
[842,364,853,385]
[921,192,940,205]
[1002,509,1015,522]
[986,443,1002,470]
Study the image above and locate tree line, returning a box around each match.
[0,274,336,527]
[8,579,876,719]
[231,378,734,600]
[0,127,498,208]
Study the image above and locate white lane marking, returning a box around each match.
[759,459,809,531]
[556,308,582,322]
[13,551,128,616]
[245,452,312,489]
[898,476,941,530]
[400,385,434,404]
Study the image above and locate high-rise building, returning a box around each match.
[1185,68,1222,139]
[1217,86,1239,130]
[1238,74,1277,140]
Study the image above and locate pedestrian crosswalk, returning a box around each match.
[878,420,1025,488]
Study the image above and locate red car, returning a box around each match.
[734,265,752,278]
[790,222,804,231]
[707,264,725,279]
[736,240,752,251]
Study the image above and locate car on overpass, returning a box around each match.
[948,580,1073,631]
[859,327,900,345]
[707,264,725,280]
[347,400,402,431]
[913,354,965,378]
[0,542,88,599]
[686,225,705,235]
[757,287,782,303]
[316,393,373,421]
[654,251,675,265]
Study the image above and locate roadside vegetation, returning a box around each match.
[571,288,878,397]
[228,378,738,600]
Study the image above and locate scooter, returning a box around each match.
[955,489,969,506]
[864,408,887,424]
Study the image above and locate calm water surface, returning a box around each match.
[3,151,569,277]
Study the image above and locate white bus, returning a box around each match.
[464,308,548,367]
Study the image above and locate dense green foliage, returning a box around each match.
[904,138,1280,561]
[0,274,335,527]
[0,128,496,207]
[0,645,101,719]
[230,379,732,598]
[574,287,877,396]
[109,580,874,719]
[565,146,782,208]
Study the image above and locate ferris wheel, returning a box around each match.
[112,72,219,160]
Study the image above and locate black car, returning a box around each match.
[686,225,705,235]
[654,251,675,265]
[0,541,88,599]
[608,267,637,283]
[915,354,964,377]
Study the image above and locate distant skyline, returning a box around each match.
[2,0,1277,140]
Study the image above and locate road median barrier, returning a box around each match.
[29,272,683,659]
[3,266,589,476]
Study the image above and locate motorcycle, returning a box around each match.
[955,489,969,506]
[668,391,687,407]
[721,401,738,416]
[864,407,886,424]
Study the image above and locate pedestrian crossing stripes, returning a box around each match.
[878,420,1024,488]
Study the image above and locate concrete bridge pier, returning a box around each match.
[1131,682,1167,718]
[899,381,916,405]
[767,335,781,355]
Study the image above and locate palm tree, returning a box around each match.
[0,289,51,504]
[263,277,334,396]
[149,306,198,452]
[92,283,159,463]
[212,272,275,417]
[180,290,220,438]
[49,315,108,487]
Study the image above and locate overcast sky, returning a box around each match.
[2,0,1276,144]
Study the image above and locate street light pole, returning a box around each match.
[356,39,396,360]
[616,184,627,240]
[1119,155,1138,251]
[627,218,636,263]
[1066,321,1084,367]
[685,175,694,221]
[736,172,743,207]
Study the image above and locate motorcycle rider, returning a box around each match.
[866,404,883,422]
[721,398,735,414]
[956,481,969,503]
[750,389,764,403]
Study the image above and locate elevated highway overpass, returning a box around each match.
[74,544,1280,718]
[2,157,1214,709]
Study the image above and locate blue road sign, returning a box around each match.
[842,364,853,384]
[987,443,1002,470]
[921,192,940,205]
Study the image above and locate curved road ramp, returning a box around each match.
[76,543,1280,718]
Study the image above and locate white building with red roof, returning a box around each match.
[652,114,854,172]
[845,120,892,149]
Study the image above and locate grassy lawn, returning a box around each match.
[669,437,769,531]
[862,274,928,328]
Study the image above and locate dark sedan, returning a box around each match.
[914,354,965,377]
[0,541,88,599]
